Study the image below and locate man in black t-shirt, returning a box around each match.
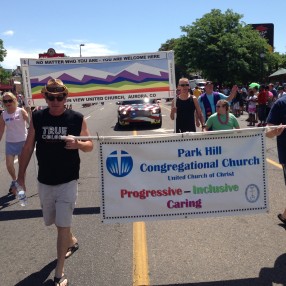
[17,79,93,286]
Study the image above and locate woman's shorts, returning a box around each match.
[248,106,256,114]
[233,102,239,110]
[6,141,26,156]
[38,180,78,227]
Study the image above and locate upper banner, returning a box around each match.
[99,129,269,223]
[20,51,176,107]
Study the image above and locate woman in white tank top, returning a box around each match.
[0,92,29,194]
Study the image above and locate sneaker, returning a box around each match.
[257,123,262,127]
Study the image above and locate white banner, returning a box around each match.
[99,129,268,223]
[20,51,176,106]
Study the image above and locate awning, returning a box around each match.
[269,68,286,77]
[0,84,13,90]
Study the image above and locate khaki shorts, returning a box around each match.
[38,180,78,227]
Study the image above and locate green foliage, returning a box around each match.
[0,39,7,64]
[159,9,285,85]
[0,68,12,84]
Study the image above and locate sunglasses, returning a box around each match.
[179,84,189,87]
[46,86,66,93]
[46,95,66,101]
[216,105,225,108]
[3,99,14,103]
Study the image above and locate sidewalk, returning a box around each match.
[235,111,254,128]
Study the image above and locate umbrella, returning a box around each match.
[249,82,260,89]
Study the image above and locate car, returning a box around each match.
[117,98,162,128]
[189,79,206,91]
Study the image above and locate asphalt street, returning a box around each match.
[0,101,286,286]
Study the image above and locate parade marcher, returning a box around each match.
[246,89,257,127]
[17,79,93,286]
[198,81,238,123]
[268,83,278,99]
[0,92,29,194]
[204,99,240,131]
[16,92,24,107]
[265,85,274,118]
[193,85,202,98]
[257,85,268,127]
[265,95,286,225]
[170,78,205,133]
[277,86,286,98]
[232,88,241,118]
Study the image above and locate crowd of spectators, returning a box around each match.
[189,81,286,128]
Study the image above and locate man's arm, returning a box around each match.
[266,123,285,138]
[226,85,238,102]
[170,99,176,120]
[78,118,93,152]
[193,96,205,129]
[65,118,93,152]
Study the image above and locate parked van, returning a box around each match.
[189,79,206,91]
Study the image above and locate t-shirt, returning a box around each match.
[2,107,27,142]
[193,88,202,98]
[266,96,286,164]
[33,108,83,185]
[257,91,268,105]
[206,112,239,131]
[175,96,196,133]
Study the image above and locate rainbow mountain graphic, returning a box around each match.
[30,62,170,98]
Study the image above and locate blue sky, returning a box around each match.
[1,0,286,69]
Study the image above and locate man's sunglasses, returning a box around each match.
[216,105,225,108]
[3,99,14,103]
[179,84,189,87]
[46,95,66,101]
[46,86,66,93]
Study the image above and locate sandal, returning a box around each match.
[278,214,286,224]
[8,181,17,195]
[54,274,68,286]
[65,242,79,259]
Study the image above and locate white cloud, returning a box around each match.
[1,48,40,69]
[52,41,118,57]
[3,30,14,36]
[1,41,118,69]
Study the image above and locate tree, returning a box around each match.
[0,68,12,84]
[0,39,7,64]
[0,39,13,84]
[159,38,189,83]
[160,9,280,85]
